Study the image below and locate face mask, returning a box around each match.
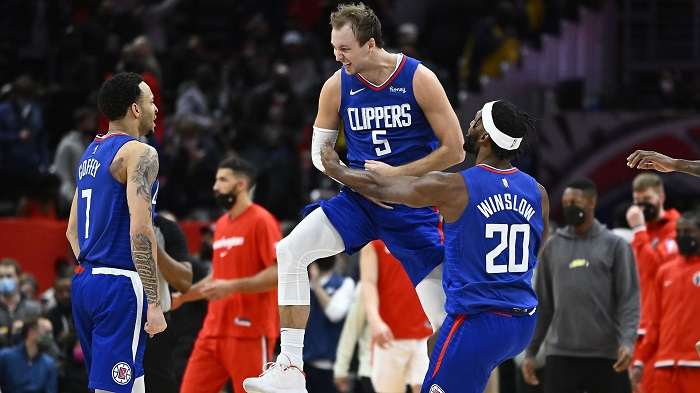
[563,205,586,227]
[36,333,54,352]
[677,235,699,256]
[463,133,479,155]
[637,202,659,222]
[214,191,236,211]
[0,278,17,295]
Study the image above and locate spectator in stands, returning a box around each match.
[305,256,355,393]
[280,30,322,100]
[333,284,374,393]
[0,75,48,207]
[160,118,221,217]
[0,317,58,393]
[0,258,41,347]
[634,210,700,393]
[521,179,640,393]
[627,173,680,392]
[175,64,219,133]
[19,273,38,301]
[52,107,98,213]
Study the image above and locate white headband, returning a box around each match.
[481,100,522,151]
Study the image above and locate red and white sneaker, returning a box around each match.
[243,355,307,393]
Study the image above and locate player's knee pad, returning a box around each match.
[416,265,447,332]
[276,236,312,306]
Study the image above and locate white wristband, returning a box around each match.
[311,127,339,172]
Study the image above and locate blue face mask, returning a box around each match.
[0,277,17,295]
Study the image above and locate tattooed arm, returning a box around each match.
[124,141,166,336]
[125,142,161,306]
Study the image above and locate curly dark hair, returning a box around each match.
[97,72,144,121]
[490,100,536,162]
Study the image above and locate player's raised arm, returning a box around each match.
[124,141,166,336]
[369,65,464,177]
[311,71,341,173]
[627,149,700,177]
[322,144,467,221]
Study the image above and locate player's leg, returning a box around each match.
[245,192,375,392]
[405,338,430,393]
[180,337,229,393]
[422,313,535,393]
[277,193,375,357]
[376,204,445,333]
[71,267,94,381]
[277,208,346,364]
[371,340,410,393]
[415,265,446,334]
[87,268,147,393]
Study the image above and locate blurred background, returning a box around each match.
[0,0,698,392]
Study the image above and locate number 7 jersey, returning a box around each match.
[444,164,545,315]
[339,54,439,169]
[75,133,159,270]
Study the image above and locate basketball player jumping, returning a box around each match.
[66,72,166,393]
[243,3,464,392]
[321,100,550,393]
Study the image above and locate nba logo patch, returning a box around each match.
[112,362,132,385]
[502,178,509,188]
[429,384,445,393]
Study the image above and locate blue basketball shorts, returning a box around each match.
[421,312,536,393]
[72,263,148,393]
[309,188,444,285]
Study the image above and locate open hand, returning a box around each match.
[370,319,394,349]
[626,205,645,228]
[145,304,167,337]
[364,160,399,176]
[202,279,237,300]
[520,357,539,385]
[613,345,633,372]
[627,150,676,172]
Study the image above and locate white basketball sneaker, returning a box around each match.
[243,355,307,393]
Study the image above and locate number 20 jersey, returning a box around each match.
[444,164,545,315]
[339,54,439,169]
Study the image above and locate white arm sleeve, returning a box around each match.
[323,278,356,322]
[311,126,339,173]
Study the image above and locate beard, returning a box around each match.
[463,133,479,155]
[215,190,238,211]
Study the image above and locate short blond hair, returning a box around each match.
[633,172,664,192]
[330,2,384,47]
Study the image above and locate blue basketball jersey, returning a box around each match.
[75,133,158,270]
[444,164,544,315]
[339,54,439,169]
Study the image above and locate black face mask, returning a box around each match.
[36,334,54,353]
[677,235,699,256]
[563,205,586,227]
[214,191,236,211]
[637,202,658,222]
[463,133,479,155]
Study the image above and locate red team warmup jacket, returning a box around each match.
[635,255,700,393]
[373,240,433,339]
